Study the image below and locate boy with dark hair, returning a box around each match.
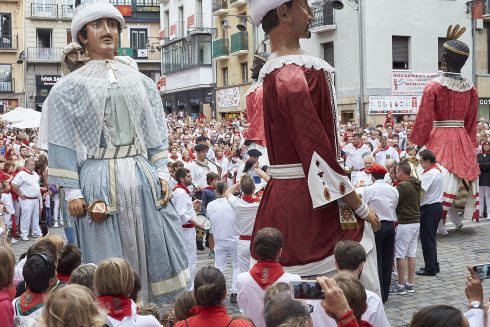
[56,245,82,284]
[236,227,301,327]
[13,252,56,322]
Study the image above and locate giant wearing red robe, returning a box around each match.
[245,84,266,148]
[252,55,371,276]
[410,75,480,219]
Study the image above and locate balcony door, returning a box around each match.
[36,28,53,61]
[0,13,12,49]
[130,28,148,58]
[33,0,55,18]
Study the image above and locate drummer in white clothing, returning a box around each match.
[171,167,203,290]
[225,175,260,273]
[374,136,400,166]
[187,143,218,190]
[343,133,372,183]
[206,181,239,303]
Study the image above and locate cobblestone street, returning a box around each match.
[11,219,490,327]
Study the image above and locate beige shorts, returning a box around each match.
[395,223,420,258]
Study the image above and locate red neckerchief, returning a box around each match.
[249,261,285,290]
[170,155,179,160]
[354,142,364,149]
[56,273,71,284]
[379,146,389,152]
[182,157,192,162]
[98,295,132,321]
[21,167,33,175]
[204,186,215,191]
[242,194,260,203]
[173,183,191,194]
[392,179,400,187]
[16,289,45,316]
[423,164,441,174]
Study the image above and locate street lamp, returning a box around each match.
[17,51,27,108]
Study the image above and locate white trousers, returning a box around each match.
[214,240,238,294]
[479,186,490,216]
[237,239,251,274]
[19,198,41,239]
[182,227,197,290]
[53,193,60,224]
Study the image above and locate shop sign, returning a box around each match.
[368,96,421,115]
[392,72,439,96]
[35,75,60,87]
[479,98,490,105]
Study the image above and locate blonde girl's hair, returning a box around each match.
[41,284,107,327]
[94,258,134,296]
[0,245,15,288]
[37,234,65,253]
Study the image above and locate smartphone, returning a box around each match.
[290,280,324,300]
[473,264,490,280]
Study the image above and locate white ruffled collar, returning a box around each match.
[245,80,263,96]
[257,54,335,83]
[434,75,473,92]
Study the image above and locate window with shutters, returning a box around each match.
[323,42,334,68]
[392,36,410,70]
[438,37,446,71]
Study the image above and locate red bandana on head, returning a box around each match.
[249,261,285,290]
[98,296,132,321]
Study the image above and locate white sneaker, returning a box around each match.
[437,223,448,235]
[10,238,17,244]
[53,222,59,228]
[21,237,29,241]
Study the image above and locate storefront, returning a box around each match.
[479,98,490,120]
[35,75,60,111]
[161,87,213,117]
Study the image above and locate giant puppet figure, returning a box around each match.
[45,0,189,302]
[244,47,270,167]
[410,25,480,230]
[248,0,381,294]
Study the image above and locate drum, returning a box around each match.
[195,214,211,231]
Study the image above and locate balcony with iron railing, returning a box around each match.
[229,0,247,7]
[212,0,228,16]
[0,79,14,93]
[310,4,336,32]
[27,47,64,62]
[213,38,229,60]
[230,31,248,55]
[117,47,161,61]
[61,5,74,20]
[0,35,18,51]
[31,3,58,19]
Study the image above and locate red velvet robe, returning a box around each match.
[410,80,480,181]
[252,58,364,272]
[245,84,267,147]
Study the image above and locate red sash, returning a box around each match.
[242,194,260,203]
[249,261,285,290]
[173,183,190,194]
[98,295,132,321]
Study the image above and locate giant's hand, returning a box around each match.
[68,198,87,217]
[160,179,171,207]
[366,208,380,232]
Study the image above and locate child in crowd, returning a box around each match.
[94,258,162,327]
[69,263,97,291]
[1,181,15,243]
[37,284,107,327]
[0,245,16,327]
[13,252,56,324]
[56,244,82,284]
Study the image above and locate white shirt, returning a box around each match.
[214,157,230,178]
[362,180,399,222]
[187,160,218,188]
[368,138,380,149]
[375,147,400,166]
[237,271,302,327]
[227,195,259,236]
[171,188,196,225]
[309,288,391,327]
[420,166,444,206]
[352,171,373,188]
[343,143,371,171]
[1,192,15,218]
[12,170,41,198]
[207,197,238,243]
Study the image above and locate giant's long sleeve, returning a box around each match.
[465,88,479,147]
[410,84,436,146]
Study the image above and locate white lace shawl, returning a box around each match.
[433,75,474,92]
[45,59,167,162]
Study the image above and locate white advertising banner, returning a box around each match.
[217,87,240,108]
[368,96,421,115]
[392,72,439,96]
